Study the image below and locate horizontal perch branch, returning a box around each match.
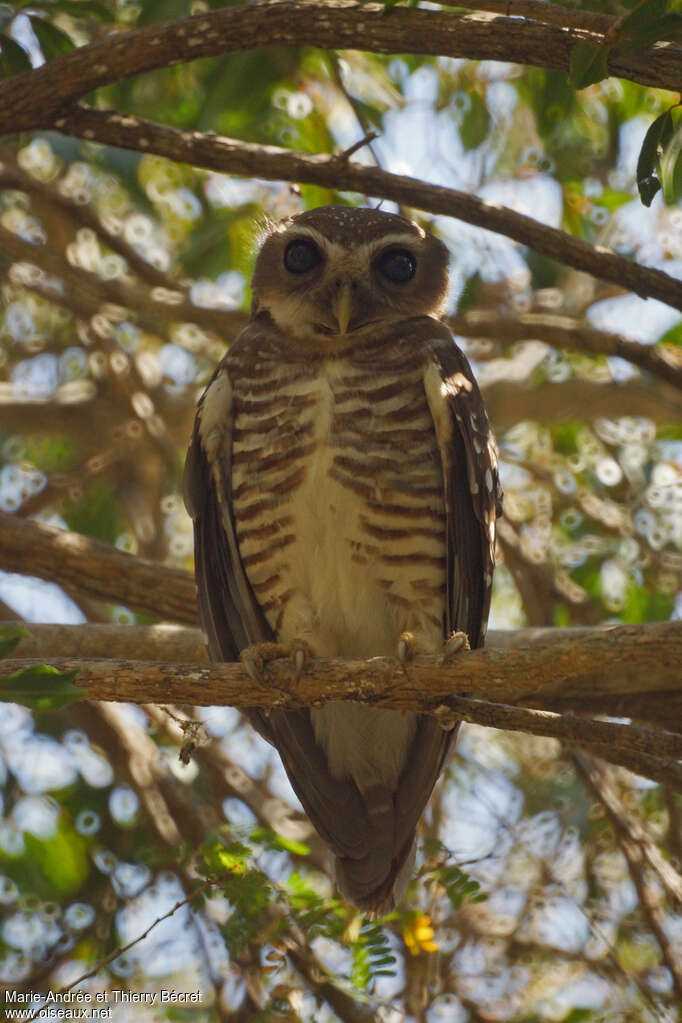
[2,621,681,788]
[5,621,642,663]
[0,0,678,135]
[3,621,679,708]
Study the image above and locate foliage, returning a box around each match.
[351,920,396,986]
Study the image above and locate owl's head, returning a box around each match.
[250,206,449,347]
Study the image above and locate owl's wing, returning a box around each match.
[385,326,503,889]
[183,351,274,735]
[426,327,503,648]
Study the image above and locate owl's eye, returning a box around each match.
[376,248,417,283]
[284,239,322,274]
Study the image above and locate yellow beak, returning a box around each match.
[333,281,353,335]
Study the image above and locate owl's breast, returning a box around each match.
[230,352,447,658]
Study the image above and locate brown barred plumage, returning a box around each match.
[184,206,502,914]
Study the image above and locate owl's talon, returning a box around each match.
[240,642,290,685]
[241,654,263,685]
[290,639,314,684]
[397,631,421,667]
[440,631,470,664]
[434,704,458,732]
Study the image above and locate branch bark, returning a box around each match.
[0,0,678,136]
[2,622,682,785]
[450,312,682,393]
[45,106,682,315]
[483,376,682,428]
[1,620,679,713]
[0,512,198,625]
[5,620,634,662]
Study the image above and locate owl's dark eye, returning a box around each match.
[376,247,417,283]
[284,239,322,274]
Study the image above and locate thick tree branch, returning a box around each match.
[0,512,198,625]
[1,620,680,715]
[2,623,682,785]
[441,0,616,33]
[484,376,681,428]
[47,106,682,315]
[6,621,631,662]
[450,312,682,393]
[0,0,678,136]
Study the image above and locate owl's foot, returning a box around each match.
[240,639,313,687]
[240,642,289,685]
[435,632,470,733]
[398,630,470,666]
[441,630,470,663]
[397,631,421,667]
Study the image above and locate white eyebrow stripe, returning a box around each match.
[280,225,346,261]
[279,227,426,271]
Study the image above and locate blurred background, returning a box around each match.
[0,0,681,1019]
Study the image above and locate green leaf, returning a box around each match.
[250,827,310,857]
[24,816,89,896]
[0,664,85,710]
[53,0,114,22]
[636,108,674,206]
[460,91,490,150]
[0,625,30,659]
[569,42,610,89]
[617,0,682,46]
[657,320,682,346]
[351,922,396,988]
[620,12,682,47]
[618,0,668,36]
[661,119,682,205]
[28,15,75,59]
[0,32,32,76]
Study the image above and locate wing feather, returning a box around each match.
[390,325,502,864]
[183,356,274,735]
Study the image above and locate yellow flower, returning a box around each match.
[403,913,439,956]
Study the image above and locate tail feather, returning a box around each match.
[334,782,415,914]
[335,833,416,917]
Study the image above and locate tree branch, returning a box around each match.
[573,753,682,1000]
[1,620,680,716]
[484,376,681,428]
[0,512,198,625]
[46,106,682,315]
[440,0,616,34]
[0,222,246,340]
[3,642,682,787]
[6,620,636,662]
[450,312,682,393]
[0,0,678,136]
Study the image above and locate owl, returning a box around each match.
[184,206,502,915]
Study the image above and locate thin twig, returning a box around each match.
[25,880,214,1023]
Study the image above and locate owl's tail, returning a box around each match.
[333,783,418,917]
